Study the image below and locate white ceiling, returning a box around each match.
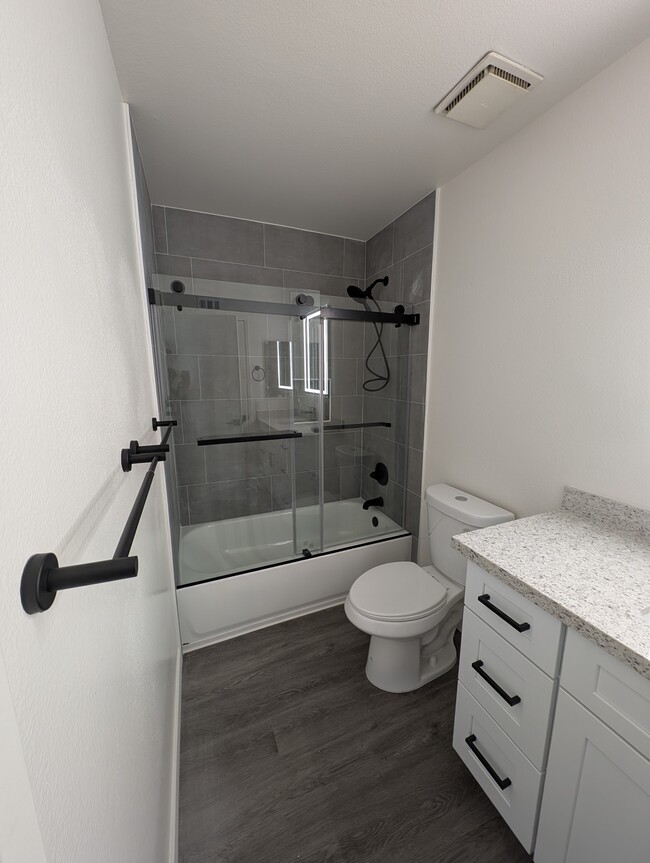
[101,0,650,239]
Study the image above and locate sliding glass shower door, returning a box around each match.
[151,271,413,586]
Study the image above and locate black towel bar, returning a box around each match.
[20,422,175,615]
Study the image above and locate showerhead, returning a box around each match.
[346,276,389,304]
[346,285,368,303]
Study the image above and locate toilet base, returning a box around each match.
[365,633,458,693]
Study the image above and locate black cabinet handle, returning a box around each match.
[471,660,521,707]
[477,594,531,633]
[465,735,512,790]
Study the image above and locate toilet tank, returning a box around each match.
[425,484,514,587]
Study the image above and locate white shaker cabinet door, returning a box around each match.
[535,690,650,863]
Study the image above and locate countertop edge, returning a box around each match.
[452,536,650,681]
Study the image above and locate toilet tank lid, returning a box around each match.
[425,483,514,527]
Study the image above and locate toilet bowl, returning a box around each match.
[345,484,514,693]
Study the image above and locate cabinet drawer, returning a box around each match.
[459,608,556,770]
[560,628,650,760]
[465,561,564,676]
[453,682,543,853]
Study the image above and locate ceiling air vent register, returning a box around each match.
[435,52,543,129]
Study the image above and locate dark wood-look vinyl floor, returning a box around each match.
[179,606,532,863]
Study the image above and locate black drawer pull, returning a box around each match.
[465,734,512,790]
[477,594,531,633]
[471,660,522,707]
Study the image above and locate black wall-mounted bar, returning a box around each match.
[319,306,420,326]
[197,430,303,446]
[20,423,175,615]
[122,425,174,472]
[310,421,391,433]
[152,417,178,431]
[148,289,419,326]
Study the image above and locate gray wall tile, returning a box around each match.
[408,355,427,404]
[181,399,243,440]
[408,402,425,451]
[340,467,361,499]
[365,223,393,277]
[402,244,433,304]
[265,225,344,275]
[343,239,365,279]
[405,489,421,538]
[188,477,272,523]
[166,208,264,265]
[205,439,288,483]
[410,301,430,355]
[175,444,207,486]
[330,358,359,397]
[393,192,435,262]
[178,486,190,526]
[406,447,423,495]
[156,253,192,278]
[175,310,239,355]
[191,258,283,287]
[152,205,167,253]
[198,356,241,399]
[283,270,357,298]
[166,354,201,400]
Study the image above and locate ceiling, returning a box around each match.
[101,0,650,239]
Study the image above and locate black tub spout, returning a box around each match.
[363,497,384,511]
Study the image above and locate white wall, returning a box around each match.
[421,38,650,551]
[0,1,180,861]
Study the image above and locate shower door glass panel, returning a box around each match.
[319,294,412,551]
[157,271,316,585]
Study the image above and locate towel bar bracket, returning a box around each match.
[20,552,138,615]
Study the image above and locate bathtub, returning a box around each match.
[176,498,411,650]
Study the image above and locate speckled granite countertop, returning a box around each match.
[452,488,650,680]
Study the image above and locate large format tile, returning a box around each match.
[174,309,239,355]
[181,399,243,441]
[365,223,393,277]
[187,476,272,523]
[174,443,207,486]
[393,192,435,262]
[402,244,433,304]
[198,355,241,400]
[283,270,357,299]
[191,257,283,287]
[343,238,365,279]
[166,354,200,400]
[205,439,288,483]
[155,253,192,278]
[152,205,167,253]
[265,224,344,275]
[166,208,264,265]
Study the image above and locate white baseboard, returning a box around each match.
[168,645,182,863]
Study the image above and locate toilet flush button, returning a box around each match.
[455,495,468,501]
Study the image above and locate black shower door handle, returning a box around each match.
[465,735,512,790]
[477,594,531,633]
[471,660,521,707]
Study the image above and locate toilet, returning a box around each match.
[345,483,514,693]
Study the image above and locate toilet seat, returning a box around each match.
[347,562,447,622]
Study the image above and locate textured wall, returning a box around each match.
[1,1,180,860]
[423,38,650,557]
[362,193,435,561]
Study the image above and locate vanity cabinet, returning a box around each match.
[453,562,564,852]
[535,631,650,863]
[454,564,650,861]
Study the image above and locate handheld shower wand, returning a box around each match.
[346,277,391,392]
